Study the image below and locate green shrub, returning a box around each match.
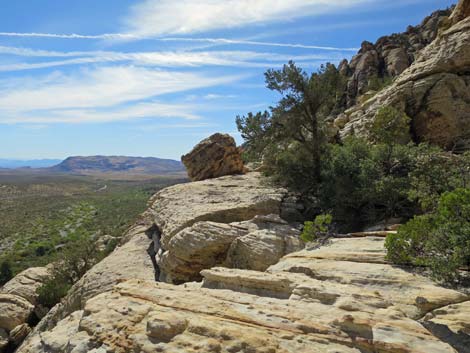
[36,234,101,308]
[301,214,332,242]
[409,147,470,211]
[367,75,393,92]
[36,278,71,308]
[386,188,470,283]
[369,106,411,145]
[319,137,415,231]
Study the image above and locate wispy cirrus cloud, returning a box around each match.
[0,45,346,72]
[0,33,358,51]
[125,0,374,37]
[0,65,242,123]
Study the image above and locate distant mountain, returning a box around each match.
[49,156,185,175]
[0,159,62,169]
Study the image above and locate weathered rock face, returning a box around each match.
[339,6,451,107]
[0,266,50,351]
[342,8,452,107]
[161,214,304,283]
[17,234,469,353]
[340,0,470,150]
[145,172,301,283]
[148,173,287,248]
[181,133,246,181]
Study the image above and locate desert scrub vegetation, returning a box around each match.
[236,61,470,284]
[386,189,470,283]
[0,174,184,276]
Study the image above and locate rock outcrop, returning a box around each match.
[17,232,469,353]
[341,8,451,107]
[148,172,296,283]
[0,266,50,351]
[181,133,245,181]
[340,0,470,150]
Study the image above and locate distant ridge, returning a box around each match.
[49,156,185,175]
[0,158,62,169]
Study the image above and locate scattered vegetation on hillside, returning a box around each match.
[0,173,184,279]
[237,61,470,284]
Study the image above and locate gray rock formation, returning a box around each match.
[181,133,246,181]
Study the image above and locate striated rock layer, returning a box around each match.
[0,266,50,351]
[16,234,469,353]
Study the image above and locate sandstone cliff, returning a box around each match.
[341,7,452,107]
[13,170,470,353]
[339,0,470,151]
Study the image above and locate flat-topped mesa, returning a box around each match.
[181,133,246,181]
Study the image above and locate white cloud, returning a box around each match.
[0,46,345,72]
[125,0,373,36]
[0,65,241,123]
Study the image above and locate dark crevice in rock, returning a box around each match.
[422,321,470,353]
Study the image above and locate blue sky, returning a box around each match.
[0,0,455,160]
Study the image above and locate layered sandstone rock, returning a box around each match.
[340,0,470,150]
[17,235,469,353]
[181,133,245,181]
[0,266,50,351]
[161,214,303,283]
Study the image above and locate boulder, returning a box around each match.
[159,214,303,283]
[181,133,245,181]
[226,229,304,271]
[1,267,50,305]
[0,294,34,331]
[0,266,51,350]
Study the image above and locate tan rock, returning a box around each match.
[17,279,458,353]
[226,229,304,271]
[0,294,34,331]
[149,172,286,247]
[8,324,31,346]
[181,133,245,181]
[160,215,302,283]
[58,230,155,315]
[340,6,470,150]
[269,237,468,319]
[1,267,50,305]
[422,300,470,352]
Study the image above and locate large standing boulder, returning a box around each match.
[181,133,245,181]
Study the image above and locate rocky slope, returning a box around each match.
[11,169,469,353]
[338,0,470,151]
